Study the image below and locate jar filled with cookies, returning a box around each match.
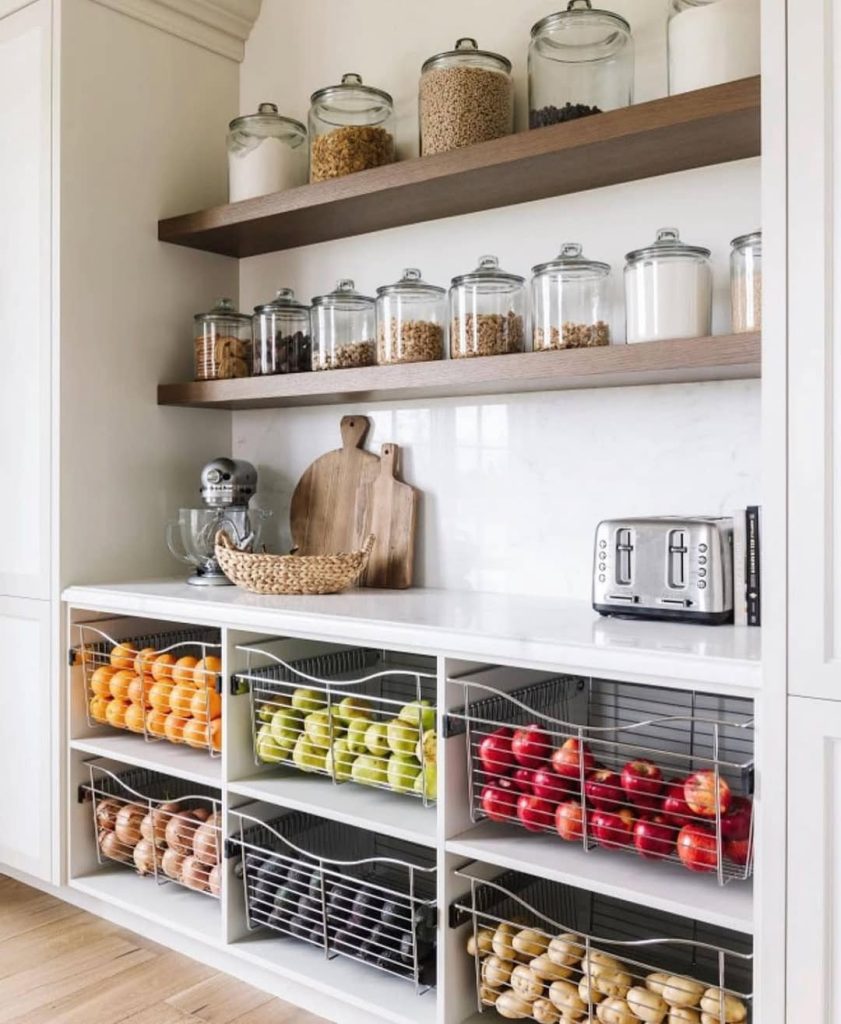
[376,268,446,364]
[312,279,377,370]
[194,298,252,381]
[449,255,526,358]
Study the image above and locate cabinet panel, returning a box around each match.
[0,596,52,880]
[0,0,51,599]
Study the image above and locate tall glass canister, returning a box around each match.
[449,256,527,358]
[252,288,312,375]
[193,298,252,381]
[730,231,762,334]
[376,268,446,364]
[311,279,377,370]
[531,242,611,350]
[668,0,761,96]
[308,73,395,182]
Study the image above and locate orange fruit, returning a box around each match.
[109,670,135,702]
[194,656,222,687]
[105,699,129,730]
[133,647,158,676]
[164,714,188,744]
[89,695,111,724]
[146,709,168,738]
[148,680,174,713]
[169,683,197,717]
[210,718,222,753]
[151,653,176,682]
[190,687,221,723]
[90,665,116,699]
[172,656,199,686]
[125,702,146,734]
[110,643,137,671]
[127,675,153,707]
[183,718,210,749]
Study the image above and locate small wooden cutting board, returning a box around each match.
[362,442,418,590]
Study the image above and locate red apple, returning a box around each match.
[551,738,596,781]
[478,727,515,778]
[512,725,552,770]
[724,837,751,867]
[511,767,535,793]
[555,800,585,842]
[532,767,570,803]
[676,824,718,872]
[516,794,555,833]
[621,759,664,812]
[684,771,732,819]
[590,807,636,849]
[662,776,694,827]
[720,796,753,841]
[633,815,675,860]
[480,779,517,823]
[584,769,624,811]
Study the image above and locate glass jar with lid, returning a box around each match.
[308,73,395,183]
[528,1,634,129]
[668,0,760,96]
[194,298,252,381]
[449,256,527,359]
[376,268,446,365]
[252,288,312,375]
[531,242,611,350]
[419,38,513,155]
[730,230,761,334]
[624,228,712,344]
[227,103,307,203]
[311,279,377,370]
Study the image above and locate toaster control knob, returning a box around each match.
[698,580,707,589]
[698,568,707,578]
[699,543,708,553]
[599,574,606,583]
[698,555,707,565]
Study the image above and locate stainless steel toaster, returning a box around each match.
[593,517,734,624]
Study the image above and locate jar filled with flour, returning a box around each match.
[668,0,761,96]
[227,103,307,202]
[624,228,712,344]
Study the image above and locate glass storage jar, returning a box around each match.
[311,279,377,370]
[531,242,611,350]
[528,1,634,129]
[308,73,395,183]
[376,268,446,364]
[194,298,252,381]
[252,289,312,375]
[730,230,762,334]
[227,103,307,203]
[449,255,527,359]
[624,228,712,344]
[419,38,513,155]
[668,0,760,96]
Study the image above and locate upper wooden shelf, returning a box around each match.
[158,77,761,258]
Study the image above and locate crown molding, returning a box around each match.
[89,0,262,61]
[0,0,41,19]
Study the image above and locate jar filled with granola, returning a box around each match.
[449,255,526,359]
[312,279,377,370]
[376,268,446,364]
[194,298,252,381]
[309,73,395,182]
[531,242,611,351]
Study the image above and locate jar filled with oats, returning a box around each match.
[376,268,446,365]
[531,242,611,351]
[312,279,377,370]
[419,38,513,156]
[309,73,395,183]
[194,298,252,381]
[449,255,527,359]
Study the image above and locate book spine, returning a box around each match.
[746,506,761,626]
[732,510,748,626]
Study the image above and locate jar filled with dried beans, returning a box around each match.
[419,38,513,156]
[194,298,252,381]
[376,268,446,364]
[531,242,611,351]
[312,279,377,370]
[252,288,312,375]
[449,256,527,359]
[308,73,395,183]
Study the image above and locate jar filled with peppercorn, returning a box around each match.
[449,256,527,359]
[376,268,446,364]
[308,73,395,183]
[312,279,377,370]
[528,1,634,129]
[194,298,252,381]
[531,242,611,351]
[252,288,312,375]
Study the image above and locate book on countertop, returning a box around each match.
[746,505,761,626]
[732,511,748,626]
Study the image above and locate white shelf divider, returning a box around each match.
[70,734,222,789]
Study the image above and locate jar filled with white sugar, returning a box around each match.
[227,103,307,202]
[668,0,760,96]
[624,228,712,344]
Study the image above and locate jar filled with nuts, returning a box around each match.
[252,288,312,375]
[312,279,377,370]
[194,298,252,381]
[376,268,446,365]
[419,38,513,156]
[309,73,395,183]
[450,256,527,359]
[531,242,611,351]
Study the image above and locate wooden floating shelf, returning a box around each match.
[158,77,761,258]
[158,333,761,411]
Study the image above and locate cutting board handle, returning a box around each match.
[340,415,370,450]
[379,442,398,476]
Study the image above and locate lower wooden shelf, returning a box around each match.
[158,333,760,411]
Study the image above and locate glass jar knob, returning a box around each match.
[257,102,279,115]
[341,73,363,86]
[455,37,479,51]
[567,0,593,9]
[215,298,236,312]
[336,278,356,292]
[478,255,500,270]
[657,228,681,243]
[275,288,295,300]
[402,268,422,282]
[560,243,583,258]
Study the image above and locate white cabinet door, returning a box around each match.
[0,1,51,600]
[0,596,53,881]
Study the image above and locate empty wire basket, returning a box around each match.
[227,806,438,991]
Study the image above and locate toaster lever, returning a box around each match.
[607,594,638,603]
[659,597,694,608]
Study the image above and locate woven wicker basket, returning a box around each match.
[215,531,375,595]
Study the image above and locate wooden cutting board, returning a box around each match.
[362,442,418,590]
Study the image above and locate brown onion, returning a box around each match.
[95,797,122,832]
[165,810,199,856]
[208,863,222,897]
[100,829,131,863]
[114,803,145,847]
[161,846,186,881]
[192,813,220,867]
[133,838,162,876]
[140,808,171,849]
[192,805,212,822]
[180,855,210,892]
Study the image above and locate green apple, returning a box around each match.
[336,695,372,724]
[292,734,327,773]
[351,753,388,787]
[291,687,326,714]
[414,762,437,801]
[346,716,372,755]
[415,728,438,766]
[255,723,288,764]
[398,699,435,732]
[325,737,355,781]
[387,754,421,793]
[270,706,302,749]
[387,718,419,757]
[365,721,389,757]
[304,710,338,750]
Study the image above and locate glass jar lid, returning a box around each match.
[228,103,306,142]
[253,288,310,315]
[531,1,632,61]
[194,297,251,325]
[451,255,525,288]
[310,73,393,122]
[421,37,512,74]
[625,228,711,265]
[377,267,446,297]
[532,242,610,278]
[731,230,762,250]
[311,278,376,309]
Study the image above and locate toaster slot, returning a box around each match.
[615,528,634,586]
[667,529,688,589]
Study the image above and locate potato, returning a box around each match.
[582,950,623,980]
[549,979,587,1021]
[480,984,500,1006]
[646,973,671,996]
[467,928,494,958]
[699,990,747,1023]
[579,975,606,1006]
[482,955,513,989]
[548,932,585,967]
[700,1015,719,1024]
[597,997,639,1024]
[495,990,534,1019]
[493,922,518,961]
[627,986,669,1024]
[513,927,550,960]
[511,964,543,1003]
[595,971,632,999]
[669,1011,701,1024]
[662,977,706,1008]
[532,996,560,1024]
[531,954,572,982]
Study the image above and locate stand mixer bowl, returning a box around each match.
[167,507,267,586]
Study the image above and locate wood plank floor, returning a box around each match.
[0,876,329,1024]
